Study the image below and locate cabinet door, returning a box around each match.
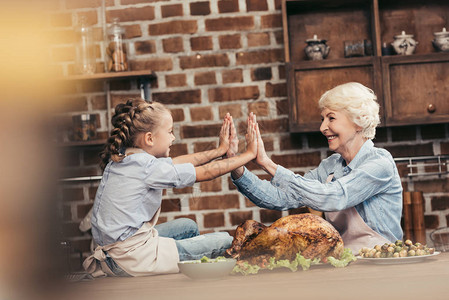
[382,54,449,126]
[288,58,383,132]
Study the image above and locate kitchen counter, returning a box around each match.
[63,252,449,300]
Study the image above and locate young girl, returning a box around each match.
[83,98,257,277]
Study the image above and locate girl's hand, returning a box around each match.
[225,115,239,158]
[245,112,258,158]
[218,113,231,154]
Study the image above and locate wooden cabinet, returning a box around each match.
[282,0,449,132]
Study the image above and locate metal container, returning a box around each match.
[72,114,97,141]
[430,227,449,252]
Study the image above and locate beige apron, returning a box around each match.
[83,208,179,277]
[323,174,389,254]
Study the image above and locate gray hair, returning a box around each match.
[318,82,380,139]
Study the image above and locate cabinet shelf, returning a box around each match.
[57,70,156,82]
[57,139,106,148]
[282,0,449,132]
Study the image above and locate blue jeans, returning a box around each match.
[155,218,233,261]
[105,218,233,276]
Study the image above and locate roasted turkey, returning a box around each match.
[225,213,344,265]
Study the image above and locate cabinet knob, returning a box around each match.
[427,104,436,113]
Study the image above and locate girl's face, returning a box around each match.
[320,107,364,163]
[148,111,175,158]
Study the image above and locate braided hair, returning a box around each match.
[100,98,169,170]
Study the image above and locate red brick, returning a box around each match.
[181,123,222,139]
[130,58,173,71]
[77,203,93,220]
[209,86,259,102]
[124,24,142,39]
[384,143,434,158]
[276,98,288,116]
[152,89,201,104]
[251,67,272,81]
[62,188,84,202]
[161,198,181,212]
[421,124,446,140]
[248,101,269,117]
[149,20,197,35]
[218,34,241,49]
[67,0,110,9]
[272,151,321,168]
[91,95,107,110]
[193,141,217,152]
[122,0,167,4]
[261,13,282,28]
[260,209,282,223]
[190,1,211,16]
[219,104,243,119]
[70,238,92,254]
[442,141,449,155]
[189,194,240,210]
[62,205,72,221]
[278,65,286,79]
[161,4,183,18]
[62,222,83,238]
[156,216,168,225]
[431,196,449,211]
[288,207,310,215]
[180,54,229,69]
[170,143,188,157]
[413,178,449,193]
[173,186,193,195]
[229,211,253,226]
[266,82,287,98]
[88,186,98,200]
[170,108,185,123]
[222,69,243,84]
[246,0,268,11]
[257,118,289,133]
[236,49,284,65]
[391,126,417,142]
[218,0,239,13]
[190,36,213,51]
[274,30,284,45]
[163,37,184,53]
[166,74,187,87]
[194,71,217,85]
[190,106,213,121]
[247,32,270,47]
[135,40,156,55]
[425,215,439,230]
[106,6,155,22]
[174,215,197,222]
[228,177,237,191]
[205,16,254,31]
[200,177,222,192]
[203,212,225,228]
[245,198,257,207]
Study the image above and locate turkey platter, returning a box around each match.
[225,213,345,267]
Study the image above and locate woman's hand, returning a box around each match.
[218,113,231,155]
[252,114,278,176]
[245,112,258,159]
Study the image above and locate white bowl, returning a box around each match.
[178,258,236,280]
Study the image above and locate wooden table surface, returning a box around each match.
[63,252,449,300]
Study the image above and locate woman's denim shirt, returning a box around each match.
[232,140,403,242]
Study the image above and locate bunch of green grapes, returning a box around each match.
[359,240,435,258]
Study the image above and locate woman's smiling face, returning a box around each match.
[320,108,364,162]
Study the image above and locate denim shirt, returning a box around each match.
[92,153,196,246]
[232,140,403,242]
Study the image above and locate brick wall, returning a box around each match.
[49,0,449,269]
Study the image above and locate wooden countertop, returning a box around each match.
[64,252,449,300]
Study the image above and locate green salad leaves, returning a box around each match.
[232,248,356,275]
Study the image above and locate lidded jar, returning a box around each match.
[391,31,418,55]
[304,34,330,61]
[75,16,96,75]
[106,18,128,72]
[432,27,449,52]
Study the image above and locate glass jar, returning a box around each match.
[75,16,96,75]
[106,18,128,72]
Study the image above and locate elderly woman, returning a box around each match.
[229,82,403,253]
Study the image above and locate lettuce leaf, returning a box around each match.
[231,248,355,275]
